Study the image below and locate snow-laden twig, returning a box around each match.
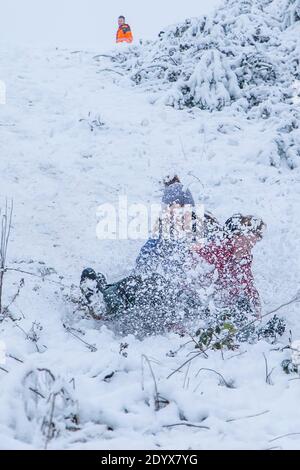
[187,332,208,357]
[263,353,275,385]
[29,387,46,399]
[1,278,25,318]
[44,392,57,450]
[6,267,71,288]
[183,361,191,390]
[227,350,247,360]
[132,64,168,82]
[269,432,300,443]
[187,171,205,190]
[14,321,47,353]
[7,353,24,363]
[265,295,300,316]
[226,410,270,423]
[163,422,210,430]
[97,69,124,76]
[194,368,235,390]
[237,293,300,339]
[141,354,165,412]
[167,352,203,380]
[93,54,115,60]
[166,340,194,358]
[0,200,13,317]
[153,54,179,66]
[63,324,97,352]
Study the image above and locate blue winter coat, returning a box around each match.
[135,237,191,284]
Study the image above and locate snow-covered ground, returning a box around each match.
[1,17,300,449]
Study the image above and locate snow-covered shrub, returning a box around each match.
[236,53,277,88]
[282,0,300,28]
[23,368,79,447]
[79,112,106,132]
[96,0,300,168]
[103,0,297,123]
[281,340,300,374]
[275,131,300,169]
[166,50,240,110]
[291,340,300,370]
[195,307,286,353]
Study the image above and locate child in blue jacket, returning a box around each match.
[80,177,203,333]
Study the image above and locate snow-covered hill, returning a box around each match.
[0,0,300,450]
[106,0,300,169]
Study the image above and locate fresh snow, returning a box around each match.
[0,1,300,451]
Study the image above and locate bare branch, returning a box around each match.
[141,354,161,411]
[226,410,269,423]
[44,392,57,450]
[0,200,13,316]
[29,387,46,399]
[63,324,97,352]
[1,278,25,318]
[93,54,115,60]
[194,368,235,390]
[269,432,300,443]
[167,352,203,380]
[263,353,275,385]
[6,267,71,288]
[7,354,24,363]
[97,69,124,76]
[163,422,210,430]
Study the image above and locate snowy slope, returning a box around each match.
[0,5,300,451]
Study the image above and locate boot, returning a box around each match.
[80,268,107,303]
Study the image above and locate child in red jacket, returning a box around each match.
[193,214,266,318]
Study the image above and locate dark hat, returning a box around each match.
[225,214,265,236]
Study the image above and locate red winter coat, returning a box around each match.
[194,237,261,313]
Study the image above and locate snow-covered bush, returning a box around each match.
[106,0,295,112]
[23,369,79,448]
[79,112,106,132]
[281,340,300,374]
[275,131,300,169]
[282,0,300,28]
[99,0,300,168]
[166,50,240,110]
[291,340,300,370]
[195,306,286,353]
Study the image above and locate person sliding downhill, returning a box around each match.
[80,176,203,335]
[116,16,133,44]
[79,177,266,335]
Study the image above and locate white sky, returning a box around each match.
[0,0,220,50]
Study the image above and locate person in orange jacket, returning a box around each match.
[116,16,133,44]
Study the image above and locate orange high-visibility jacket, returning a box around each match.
[116,24,133,43]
